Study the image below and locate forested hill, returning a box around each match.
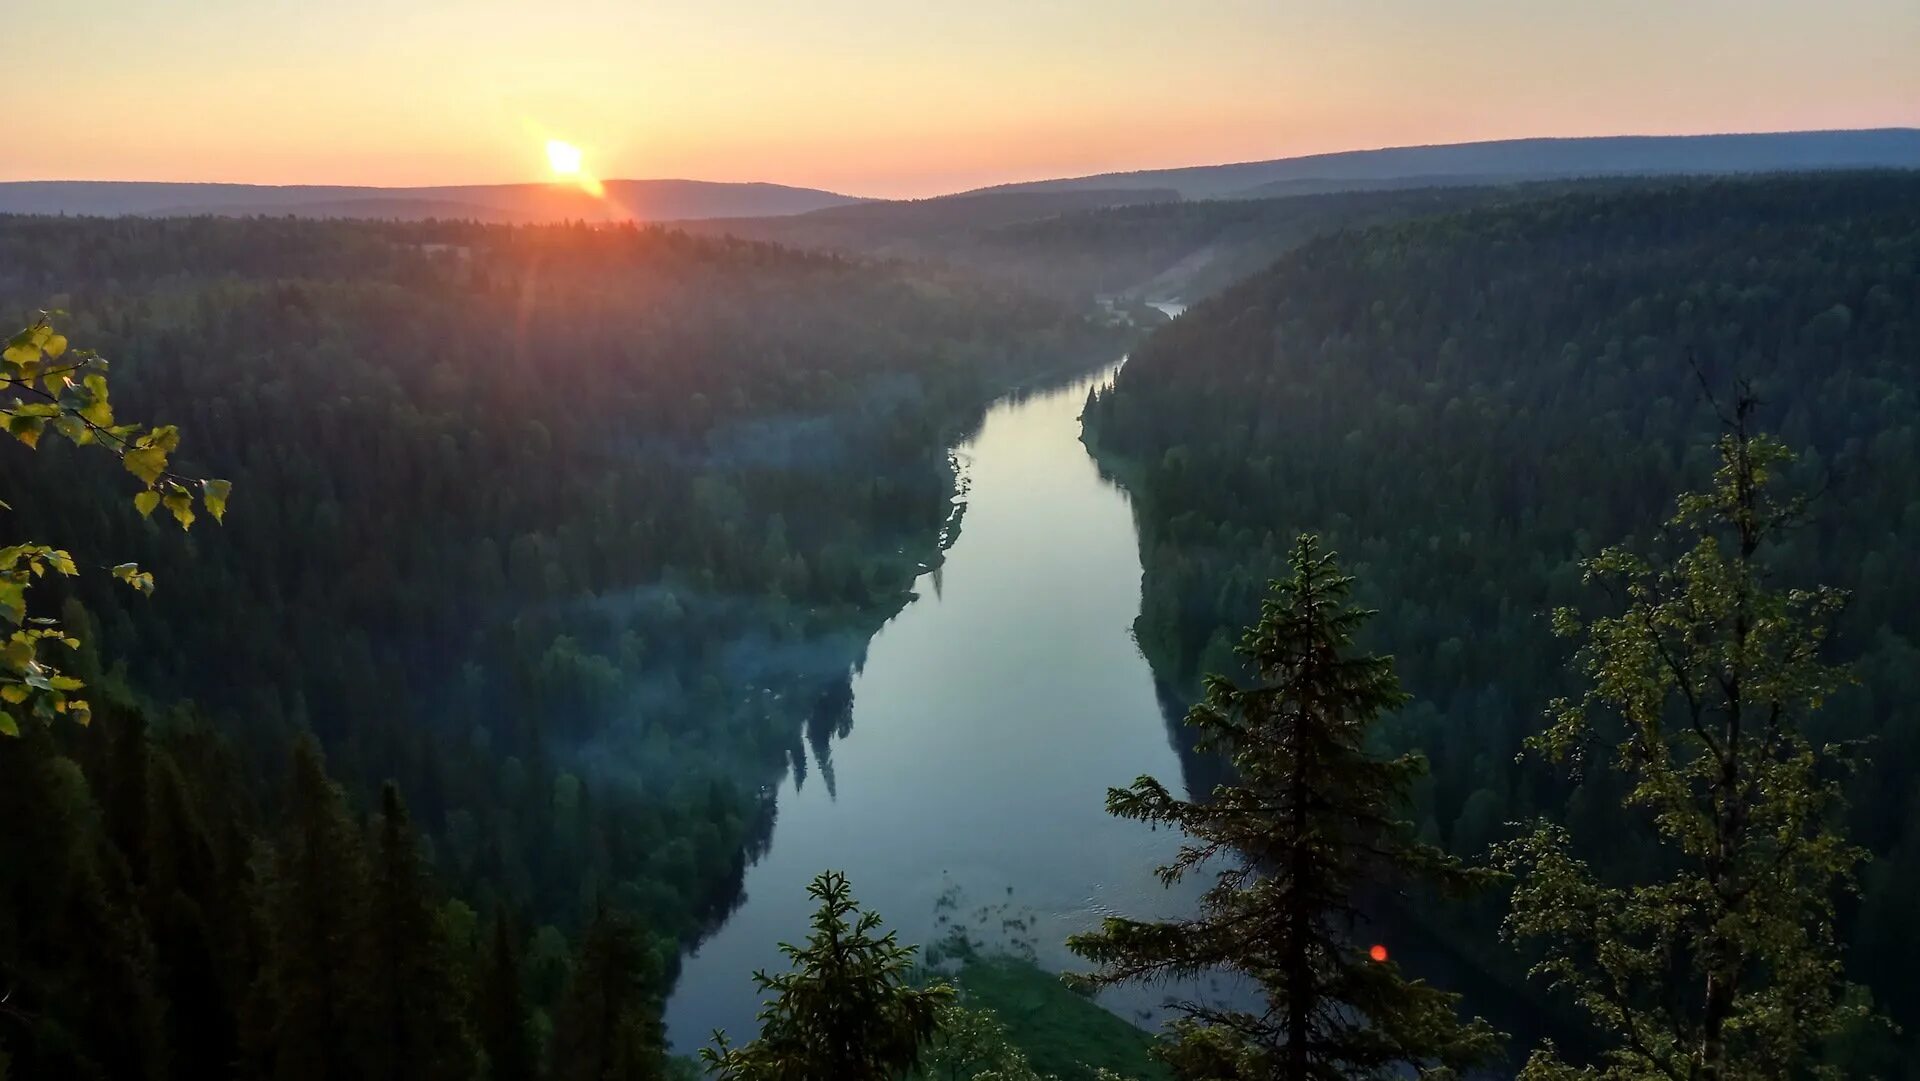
[1083,171,1920,1069]
[971,128,1920,199]
[967,179,1640,301]
[0,214,1126,1076]
[680,179,1652,303]
[0,178,865,222]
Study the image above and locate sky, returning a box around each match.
[12,0,1919,198]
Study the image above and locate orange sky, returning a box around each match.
[12,0,1918,198]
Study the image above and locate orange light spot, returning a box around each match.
[1369,944,1389,963]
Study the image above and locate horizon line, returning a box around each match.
[5,124,1915,204]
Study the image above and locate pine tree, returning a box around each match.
[1497,394,1878,1080]
[479,914,539,1081]
[258,736,372,1081]
[145,747,243,1080]
[0,727,166,1080]
[362,781,478,1081]
[550,901,668,1081]
[700,870,951,1081]
[1069,535,1500,1081]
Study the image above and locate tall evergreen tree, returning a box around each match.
[1070,535,1500,1081]
[363,781,478,1081]
[550,902,668,1081]
[257,736,372,1081]
[1497,394,1878,1079]
[479,914,540,1081]
[0,727,165,1081]
[700,870,951,1081]
[145,747,244,1080]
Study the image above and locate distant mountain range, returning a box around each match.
[0,178,865,222]
[5,129,1916,224]
[968,128,1920,200]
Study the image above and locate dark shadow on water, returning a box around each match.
[1152,677,1232,802]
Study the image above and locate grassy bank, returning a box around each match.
[951,956,1169,1081]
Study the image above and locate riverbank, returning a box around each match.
[950,955,1170,1081]
[665,354,1206,1051]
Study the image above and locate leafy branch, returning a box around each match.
[0,314,231,735]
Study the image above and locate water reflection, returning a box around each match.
[665,359,1208,1050]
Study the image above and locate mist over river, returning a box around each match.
[664,351,1211,1050]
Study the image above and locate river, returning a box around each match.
[665,346,1205,1050]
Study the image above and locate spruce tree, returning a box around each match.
[550,901,668,1081]
[1497,394,1877,1080]
[1069,534,1500,1081]
[0,727,165,1080]
[146,748,243,1080]
[258,736,372,1081]
[362,781,478,1081]
[700,870,951,1081]
[479,914,539,1081]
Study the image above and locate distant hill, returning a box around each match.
[673,187,1177,255]
[0,178,866,222]
[682,177,1709,303]
[969,129,1920,200]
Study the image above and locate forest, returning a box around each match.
[674,181,1637,303]
[0,215,1128,1078]
[1084,171,1920,1073]
[3,167,1918,1081]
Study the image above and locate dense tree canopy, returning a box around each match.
[0,216,1123,1079]
[7,168,1917,1081]
[0,213,1123,947]
[1084,171,1920,1071]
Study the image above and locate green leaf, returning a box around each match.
[2,638,33,671]
[0,711,17,737]
[112,564,156,596]
[134,490,161,518]
[43,334,67,359]
[202,478,231,523]
[80,374,113,426]
[52,414,91,444]
[144,424,181,454]
[7,414,45,449]
[163,488,195,530]
[123,445,167,485]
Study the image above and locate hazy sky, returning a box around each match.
[13,0,1918,198]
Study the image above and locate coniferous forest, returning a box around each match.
[1084,171,1920,1075]
[0,216,1124,1078]
[4,165,1919,1081]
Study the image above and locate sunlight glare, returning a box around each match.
[547,139,584,177]
[543,138,605,199]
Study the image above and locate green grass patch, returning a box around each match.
[951,956,1169,1081]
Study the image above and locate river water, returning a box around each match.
[665,352,1205,1050]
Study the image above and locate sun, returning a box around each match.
[546,139,584,178]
